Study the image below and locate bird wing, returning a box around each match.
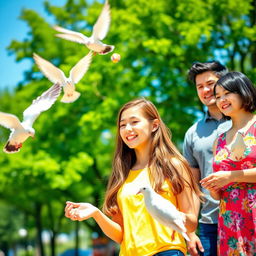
[55,33,89,45]
[150,200,187,233]
[53,26,89,44]
[22,83,61,127]
[146,190,186,228]
[0,112,23,130]
[92,0,111,40]
[69,51,93,84]
[33,53,67,84]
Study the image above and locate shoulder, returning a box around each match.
[212,138,218,156]
[184,118,205,139]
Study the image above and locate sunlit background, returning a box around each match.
[0,0,255,255]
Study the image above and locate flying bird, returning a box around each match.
[138,186,190,241]
[33,51,92,103]
[0,83,61,153]
[53,0,114,55]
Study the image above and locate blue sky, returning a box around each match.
[0,0,66,91]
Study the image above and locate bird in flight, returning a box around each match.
[53,0,114,55]
[33,51,92,103]
[0,83,61,153]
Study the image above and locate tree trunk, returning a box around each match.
[240,52,246,73]
[48,203,56,256]
[35,203,45,256]
[1,242,9,256]
[50,231,56,256]
[75,221,80,256]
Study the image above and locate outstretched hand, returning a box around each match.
[200,171,232,191]
[65,201,98,221]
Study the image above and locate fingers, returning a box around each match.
[65,205,73,218]
[196,240,204,253]
[66,207,80,221]
[187,233,204,256]
[200,177,209,184]
[200,174,214,184]
[202,181,216,189]
[65,201,80,219]
[70,208,79,221]
[66,201,80,207]
[200,176,219,190]
[200,178,214,187]
[188,247,199,256]
[201,180,221,192]
[188,242,204,256]
[187,243,200,256]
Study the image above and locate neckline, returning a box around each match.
[236,118,256,135]
[130,168,143,172]
[131,165,148,171]
[223,119,256,148]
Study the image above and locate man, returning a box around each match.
[183,61,232,256]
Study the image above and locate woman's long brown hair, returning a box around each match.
[102,98,202,216]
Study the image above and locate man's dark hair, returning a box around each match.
[188,61,228,84]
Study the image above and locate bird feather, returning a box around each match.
[92,0,111,40]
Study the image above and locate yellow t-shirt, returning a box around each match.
[117,168,187,256]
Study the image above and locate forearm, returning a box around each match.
[185,192,200,232]
[193,191,201,219]
[231,169,256,183]
[190,167,201,219]
[94,210,123,244]
[184,167,201,232]
[184,212,198,232]
[182,190,200,232]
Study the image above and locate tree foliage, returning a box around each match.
[0,0,255,254]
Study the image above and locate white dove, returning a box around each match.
[33,51,92,103]
[229,131,247,161]
[138,186,190,241]
[53,0,114,55]
[0,83,61,153]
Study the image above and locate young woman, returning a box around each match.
[65,98,202,256]
[200,72,256,255]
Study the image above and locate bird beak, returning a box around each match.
[136,191,141,195]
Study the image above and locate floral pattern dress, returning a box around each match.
[213,121,256,256]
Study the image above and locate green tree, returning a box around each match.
[0,0,256,255]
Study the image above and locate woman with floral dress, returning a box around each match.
[200,71,256,256]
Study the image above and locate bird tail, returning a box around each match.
[60,91,81,103]
[99,45,115,55]
[173,213,190,241]
[3,142,21,154]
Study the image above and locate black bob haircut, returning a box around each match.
[214,71,256,113]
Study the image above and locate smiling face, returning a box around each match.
[195,71,220,107]
[119,106,157,152]
[215,85,243,117]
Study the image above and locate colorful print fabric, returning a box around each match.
[213,122,256,256]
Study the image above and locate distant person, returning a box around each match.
[201,71,256,256]
[183,61,231,256]
[65,98,202,256]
